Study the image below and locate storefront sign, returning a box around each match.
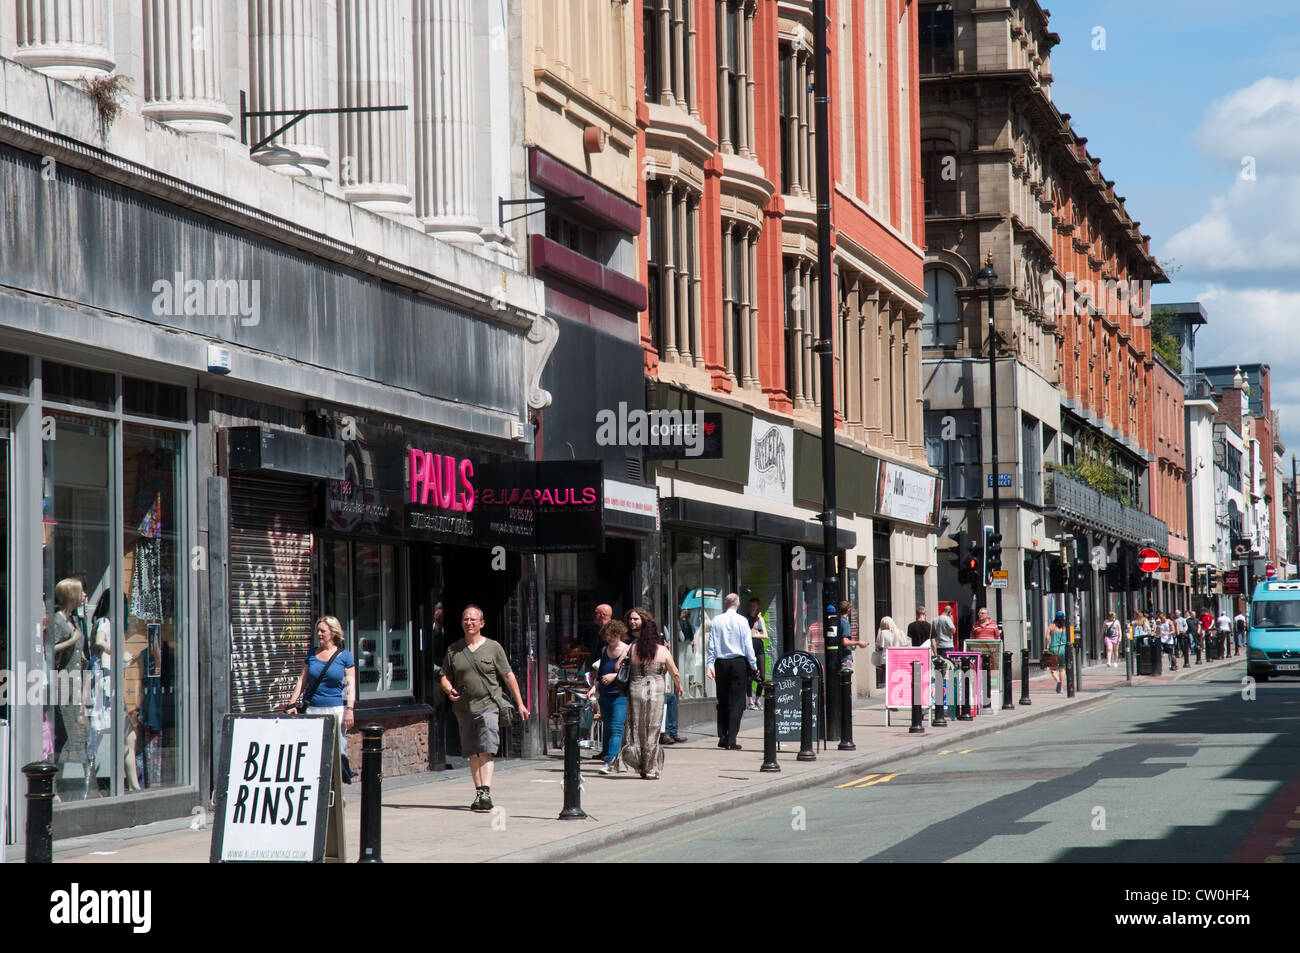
[884,647,933,710]
[603,479,660,531]
[745,422,794,506]
[1222,568,1244,595]
[210,714,344,863]
[772,651,821,744]
[471,460,604,552]
[640,411,724,459]
[876,461,940,526]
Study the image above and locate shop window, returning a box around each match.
[121,424,186,793]
[0,350,28,394]
[124,378,187,422]
[326,541,411,699]
[43,361,114,410]
[669,533,732,699]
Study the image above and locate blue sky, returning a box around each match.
[1042,1,1300,451]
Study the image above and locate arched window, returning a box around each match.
[923,268,960,347]
[921,137,958,216]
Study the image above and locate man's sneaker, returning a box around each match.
[478,792,494,812]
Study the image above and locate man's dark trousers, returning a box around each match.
[715,656,749,746]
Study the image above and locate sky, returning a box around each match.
[1041,1,1300,453]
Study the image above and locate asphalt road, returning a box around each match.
[581,665,1300,862]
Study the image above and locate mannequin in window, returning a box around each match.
[49,577,89,795]
[83,591,114,798]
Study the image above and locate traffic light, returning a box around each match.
[1071,558,1091,590]
[952,531,971,584]
[968,533,983,586]
[1049,560,1068,593]
[984,525,1002,581]
[1206,565,1217,594]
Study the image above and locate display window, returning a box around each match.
[323,540,412,699]
[668,533,734,700]
[34,365,192,803]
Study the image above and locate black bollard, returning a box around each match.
[838,668,856,750]
[1126,628,1133,682]
[958,657,973,721]
[1065,633,1076,698]
[1075,639,1084,692]
[933,658,949,727]
[559,701,587,820]
[1002,651,1015,710]
[761,680,780,772]
[797,676,816,762]
[1195,628,1203,664]
[1019,648,1031,706]
[358,723,385,863]
[909,661,925,734]
[1182,632,1191,669]
[23,761,58,863]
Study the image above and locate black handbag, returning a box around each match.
[280,647,342,713]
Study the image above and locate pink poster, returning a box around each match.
[885,647,933,709]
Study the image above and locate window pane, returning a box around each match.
[43,413,113,801]
[355,543,382,694]
[43,361,114,410]
[123,378,187,421]
[384,545,411,694]
[121,424,186,793]
[0,351,28,394]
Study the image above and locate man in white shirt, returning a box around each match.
[707,593,759,750]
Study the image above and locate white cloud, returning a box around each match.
[1196,76,1300,171]
[1162,75,1300,276]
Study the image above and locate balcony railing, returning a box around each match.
[1046,470,1169,549]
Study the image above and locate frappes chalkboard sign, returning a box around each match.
[772,651,821,744]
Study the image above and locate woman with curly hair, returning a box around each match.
[614,607,683,779]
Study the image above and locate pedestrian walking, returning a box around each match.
[1043,611,1068,693]
[439,605,529,812]
[745,597,770,710]
[838,599,867,680]
[285,616,357,781]
[587,620,630,774]
[1233,609,1246,655]
[1102,611,1122,667]
[1215,610,1231,660]
[706,593,758,750]
[626,607,687,746]
[907,607,933,648]
[612,619,684,780]
[932,605,956,660]
[1158,612,1177,671]
[1174,610,1188,662]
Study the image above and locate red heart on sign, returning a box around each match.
[703,422,716,436]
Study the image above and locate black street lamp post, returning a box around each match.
[976,252,1005,654]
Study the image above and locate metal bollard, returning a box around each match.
[761,680,780,772]
[358,724,385,863]
[1002,651,1015,710]
[1019,648,1031,706]
[1065,633,1076,698]
[838,668,856,750]
[1195,629,1203,664]
[797,676,816,762]
[909,661,925,734]
[1126,630,1133,682]
[559,701,587,820]
[1075,641,1084,692]
[933,659,949,727]
[957,657,973,721]
[1182,633,1191,669]
[23,761,58,864]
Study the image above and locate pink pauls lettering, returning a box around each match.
[478,485,599,507]
[408,449,475,512]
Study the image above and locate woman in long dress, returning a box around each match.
[614,608,683,780]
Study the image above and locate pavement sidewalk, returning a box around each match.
[16,653,1241,864]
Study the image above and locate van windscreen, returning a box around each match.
[1252,600,1300,629]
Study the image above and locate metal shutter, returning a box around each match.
[228,478,315,713]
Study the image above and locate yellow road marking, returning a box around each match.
[1276,837,1295,848]
[1265,855,1284,863]
[938,750,952,755]
[856,773,898,787]
[1286,819,1300,829]
[958,749,974,755]
[836,774,878,789]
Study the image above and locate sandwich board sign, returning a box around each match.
[210,714,346,863]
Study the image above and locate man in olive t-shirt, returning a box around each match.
[440,605,528,813]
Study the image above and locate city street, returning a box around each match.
[582,666,1300,863]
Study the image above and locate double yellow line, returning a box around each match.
[835,772,899,789]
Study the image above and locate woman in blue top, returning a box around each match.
[586,620,628,774]
[1043,611,1069,694]
[287,616,356,762]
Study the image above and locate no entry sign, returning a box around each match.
[1138,548,1161,573]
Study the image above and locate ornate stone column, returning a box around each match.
[414,0,480,241]
[14,0,114,82]
[248,0,331,177]
[337,0,412,213]
[141,0,233,137]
